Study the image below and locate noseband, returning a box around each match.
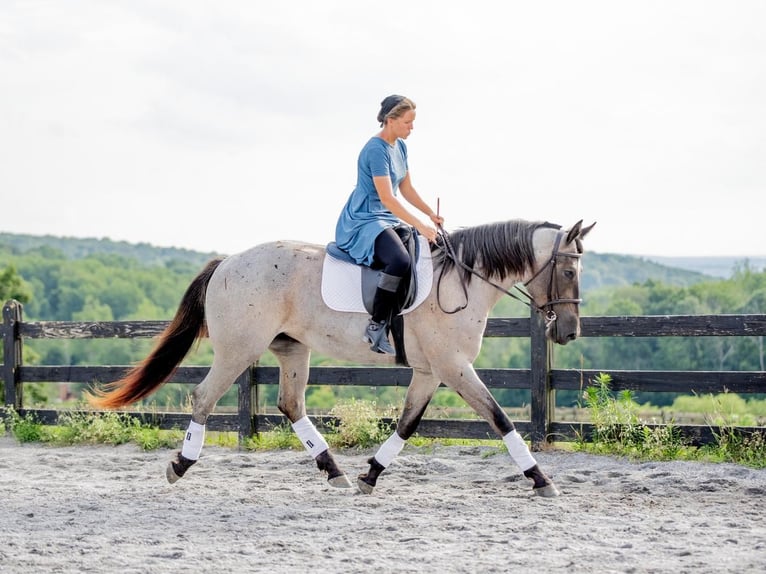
[436,227,582,326]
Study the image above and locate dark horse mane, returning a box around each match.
[432,219,562,284]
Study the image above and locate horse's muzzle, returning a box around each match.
[547,318,580,346]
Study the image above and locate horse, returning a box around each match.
[87,218,595,498]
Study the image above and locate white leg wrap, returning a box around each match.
[374,432,406,468]
[503,430,537,471]
[292,416,329,458]
[181,420,205,461]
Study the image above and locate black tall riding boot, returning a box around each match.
[364,276,401,355]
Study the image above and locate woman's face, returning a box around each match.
[389,109,416,139]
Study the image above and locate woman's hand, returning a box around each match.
[417,220,439,243]
[429,213,444,228]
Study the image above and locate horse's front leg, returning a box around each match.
[446,364,560,497]
[272,338,352,488]
[358,368,440,494]
[290,417,351,488]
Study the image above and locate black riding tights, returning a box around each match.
[370,228,411,324]
[373,227,411,281]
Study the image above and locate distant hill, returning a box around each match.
[0,231,747,293]
[0,232,223,268]
[638,255,766,279]
[581,252,711,291]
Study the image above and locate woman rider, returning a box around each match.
[334,95,444,354]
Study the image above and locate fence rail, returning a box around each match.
[2,299,765,448]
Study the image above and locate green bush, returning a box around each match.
[4,408,45,442]
[706,427,766,468]
[577,373,764,467]
[54,410,137,445]
[1,407,181,450]
[328,398,394,449]
[578,373,689,459]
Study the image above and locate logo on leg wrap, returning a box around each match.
[181,421,205,461]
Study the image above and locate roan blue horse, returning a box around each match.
[88,219,594,497]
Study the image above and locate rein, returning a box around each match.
[435,225,582,326]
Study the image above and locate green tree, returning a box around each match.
[0,265,32,304]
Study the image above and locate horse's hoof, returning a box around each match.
[315,450,351,488]
[356,456,385,495]
[328,474,353,488]
[166,451,196,484]
[357,477,375,495]
[166,461,182,484]
[533,483,561,497]
[524,464,559,497]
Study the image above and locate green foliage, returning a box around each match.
[671,393,760,426]
[430,388,469,409]
[0,232,221,267]
[705,428,766,468]
[306,385,337,410]
[2,231,766,419]
[576,373,689,459]
[1,407,181,449]
[577,374,765,467]
[582,373,642,445]
[476,262,766,408]
[0,265,32,303]
[3,407,45,442]
[579,252,710,292]
[53,410,142,446]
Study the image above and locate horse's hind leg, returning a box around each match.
[167,355,252,484]
[271,336,352,488]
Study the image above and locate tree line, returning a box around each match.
[1,235,764,411]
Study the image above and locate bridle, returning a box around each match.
[435,225,583,327]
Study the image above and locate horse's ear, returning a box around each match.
[566,220,583,244]
[566,220,596,244]
[579,221,596,240]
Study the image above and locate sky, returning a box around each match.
[1,1,765,258]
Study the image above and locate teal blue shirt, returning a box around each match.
[335,136,409,266]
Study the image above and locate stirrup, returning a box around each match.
[364,320,396,355]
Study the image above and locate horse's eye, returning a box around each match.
[564,270,575,280]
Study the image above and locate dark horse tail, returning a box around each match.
[86,258,224,409]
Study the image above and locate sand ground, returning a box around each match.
[1,437,764,573]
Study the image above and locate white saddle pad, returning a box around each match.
[321,236,433,314]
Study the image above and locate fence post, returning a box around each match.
[528,307,553,450]
[2,300,24,409]
[237,363,256,444]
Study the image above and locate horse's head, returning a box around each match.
[525,220,596,345]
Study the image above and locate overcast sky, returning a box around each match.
[2,1,765,257]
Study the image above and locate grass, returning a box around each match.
[2,387,764,469]
[1,406,182,450]
[242,422,301,451]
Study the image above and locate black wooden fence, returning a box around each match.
[2,299,765,449]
